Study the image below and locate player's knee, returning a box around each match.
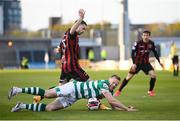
[149,70,156,78]
[126,73,134,80]
[44,91,52,98]
[44,89,57,98]
[44,93,49,98]
[150,73,156,78]
[45,105,56,111]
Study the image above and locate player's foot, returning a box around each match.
[148,90,155,96]
[114,90,121,97]
[99,103,111,110]
[33,96,42,103]
[8,87,20,100]
[11,102,23,112]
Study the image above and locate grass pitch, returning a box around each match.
[0,69,180,120]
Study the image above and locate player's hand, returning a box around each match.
[160,63,164,69]
[127,108,138,112]
[79,9,85,19]
[114,90,121,97]
[127,106,138,112]
[54,47,60,53]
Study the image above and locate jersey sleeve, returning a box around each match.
[152,42,160,63]
[131,41,138,64]
[67,29,77,40]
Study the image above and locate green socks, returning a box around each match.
[24,103,46,111]
[22,87,45,97]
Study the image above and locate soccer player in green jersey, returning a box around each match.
[8,75,137,112]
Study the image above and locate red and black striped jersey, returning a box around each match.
[131,40,160,64]
[59,29,80,72]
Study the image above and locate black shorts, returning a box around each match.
[60,68,89,83]
[172,55,179,64]
[129,63,154,75]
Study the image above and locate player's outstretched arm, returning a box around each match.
[70,9,85,34]
[152,42,164,68]
[102,90,138,112]
[153,49,164,69]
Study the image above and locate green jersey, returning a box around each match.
[73,80,112,99]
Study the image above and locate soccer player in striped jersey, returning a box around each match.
[114,30,164,97]
[8,75,137,112]
[56,8,89,84]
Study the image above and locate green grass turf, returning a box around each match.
[0,69,180,120]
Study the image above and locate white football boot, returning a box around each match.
[11,102,24,112]
[8,87,21,100]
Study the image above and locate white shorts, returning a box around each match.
[55,82,77,108]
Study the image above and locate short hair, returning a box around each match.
[74,20,87,26]
[143,30,151,36]
[111,75,121,82]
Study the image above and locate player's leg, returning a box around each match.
[73,68,89,82]
[46,96,76,111]
[172,56,176,76]
[177,63,179,76]
[120,73,134,91]
[40,83,76,111]
[8,87,45,100]
[47,82,77,111]
[144,64,156,96]
[45,99,65,111]
[114,73,134,96]
[11,98,65,112]
[147,70,156,96]
[59,71,71,85]
[33,71,70,103]
[33,88,57,103]
[8,86,57,100]
[33,86,58,103]
[11,102,47,112]
[11,86,72,112]
[114,65,140,96]
[174,56,179,76]
[11,83,76,112]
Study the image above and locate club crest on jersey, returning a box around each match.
[103,83,109,90]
